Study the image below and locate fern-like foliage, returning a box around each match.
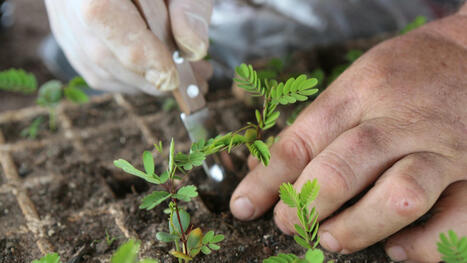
[437,230,467,263]
[0,69,37,94]
[234,63,318,131]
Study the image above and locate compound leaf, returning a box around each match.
[0,68,37,94]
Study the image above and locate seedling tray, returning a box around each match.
[0,90,392,262]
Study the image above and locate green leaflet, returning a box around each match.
[111,239,140,263]
[299,180,320,207]
[64,86,89,103]
[279,183,299,208]
[32,253,61,263]
[139,191,171,210]
[113,159,161,184]
[173,185,198,202]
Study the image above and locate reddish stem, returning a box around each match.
[173,198,188,254]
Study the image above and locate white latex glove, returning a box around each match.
[45,0,213,95]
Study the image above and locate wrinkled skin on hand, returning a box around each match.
[45,0,213,95]
[230,8,467,263]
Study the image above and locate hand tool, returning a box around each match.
[133,0,237,211]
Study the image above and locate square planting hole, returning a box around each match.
[12,142,80,179]
[27,161,115,219]
[124,94,165,116]
[0,234,42,262]
[44,213,125,260]
[82,124,150,166]
[65,98,128,129]
[0,114,63,144]
[0,193,27,237]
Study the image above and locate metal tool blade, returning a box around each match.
[180,108,239,212]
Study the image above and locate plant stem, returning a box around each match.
[173,198,188,255]
[48,108,57,131]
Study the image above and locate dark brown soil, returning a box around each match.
[0,90,391,262]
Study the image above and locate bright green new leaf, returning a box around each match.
[173,185,198,202]
[142,151,154,175]
[64,86,89,103]
[111,239,140,263]
[139,191,171,210]
[299,179,320,207]
[32,253,61,263]
[305,249,324,263]
[154,141,163,153]
[279,183,299,208]
[168,138,175,174]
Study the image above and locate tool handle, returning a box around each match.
[133,0,206,115]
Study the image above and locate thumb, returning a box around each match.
[169,0,213,61]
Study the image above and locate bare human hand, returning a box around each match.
[230,6,467,263]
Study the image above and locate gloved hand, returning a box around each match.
[44,0,213,95]
[230,5,467,263]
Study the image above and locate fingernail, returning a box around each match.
[386,246,407,262]
[232,197,254,220]
[320,232,342,252]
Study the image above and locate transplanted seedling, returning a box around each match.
[0,68,89,138]
[114,63,319,261]
[264,179,324,263]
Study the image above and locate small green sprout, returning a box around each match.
[0,68,89,138]
[106,230,118,246]
[437,230,467,263]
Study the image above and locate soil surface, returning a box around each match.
[0,1,398,262]
[0,90,392,263]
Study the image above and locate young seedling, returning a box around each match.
[114,63,319,261]
[437,230,467,263]
[264,179,324,263]
[0,68,89,138]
